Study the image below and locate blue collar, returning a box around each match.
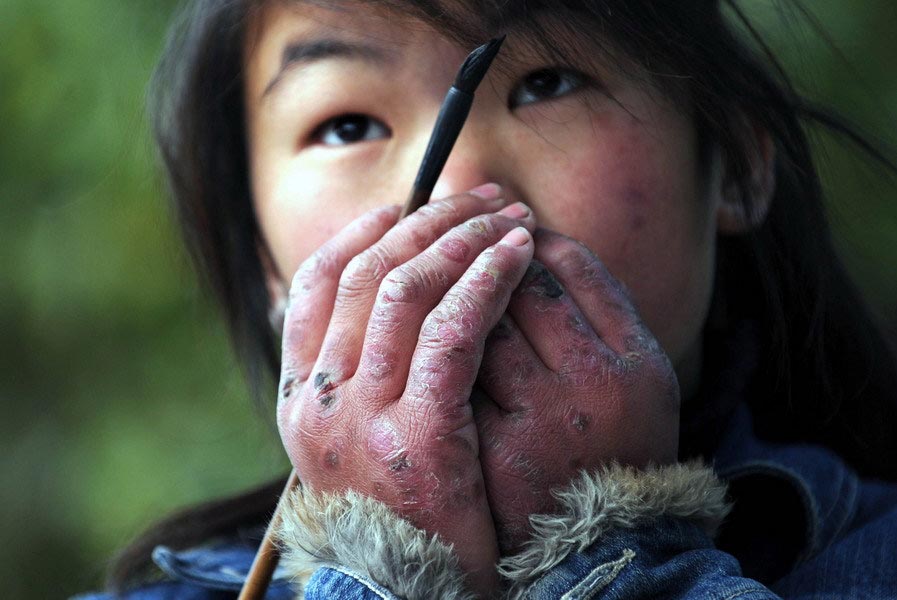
[151,542,296,597]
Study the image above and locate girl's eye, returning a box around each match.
[313,114,391,146]
[509,68,588,109]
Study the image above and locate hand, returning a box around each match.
[276,188,536,596]
[474,228,681,553]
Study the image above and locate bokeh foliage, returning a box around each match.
[1,1,894,598]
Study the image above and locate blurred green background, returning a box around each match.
[1,1,895,598]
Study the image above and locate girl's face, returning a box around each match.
[244,3,730,397]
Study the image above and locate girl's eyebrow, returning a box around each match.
[262,37,396,99]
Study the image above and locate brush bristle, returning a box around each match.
[453,35,506,94]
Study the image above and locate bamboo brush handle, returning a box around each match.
[237,469,300,600]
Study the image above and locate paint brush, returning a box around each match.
[237,470,298,600]
[401,35,506,218]
[238,36,505,600]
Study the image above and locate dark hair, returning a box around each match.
[110,0,897,590]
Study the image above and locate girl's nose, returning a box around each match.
[427,117,519,204]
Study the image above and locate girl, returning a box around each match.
[88,0,897,598]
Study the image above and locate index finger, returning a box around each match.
[280,205,400,389]
[402,228,534,431]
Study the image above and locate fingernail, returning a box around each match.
[497,202,530,219]
[469,183,503,200]
[500,226,531,247]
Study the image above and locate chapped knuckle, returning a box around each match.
[436,232,473,263]
[418,314,446,343]
[446,288,484,318]
[419,315,478,353]
[416,198,460,223]
[278,370,303,405]
[410,203,439,220]
[417,318,439,345]
[291,249,338,296]
[559,340,602,373]
[341,248,391,292]
[459,212,506,237]
[559,362,607,390]
[463,214,499,237]
[379,264,423,304]
[384,264,413,285]
[439,194,472,216]
[606,353,637,379]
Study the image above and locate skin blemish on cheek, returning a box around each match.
[323,450,339,469]
[621,186,656,235]
[319,393,336,408]
[624,186,650,207]
[521,262,564,299]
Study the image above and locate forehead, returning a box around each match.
[243,2,463,102]
[245,1,445,62]
[243,1,644,96]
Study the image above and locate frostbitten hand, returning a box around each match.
[276,188,536,596]
[474,228,680,553]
